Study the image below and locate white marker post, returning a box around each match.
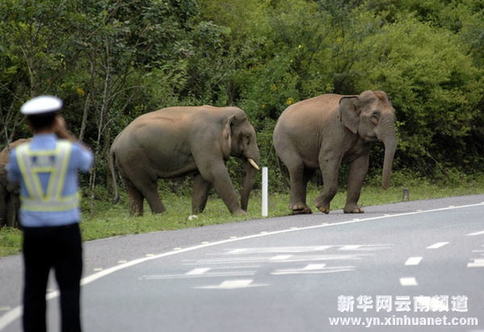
[262,167,268,217]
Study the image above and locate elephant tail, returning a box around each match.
[108,148,120,204]
[271,144,290,189]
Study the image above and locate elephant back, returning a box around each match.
[0,138,32,179]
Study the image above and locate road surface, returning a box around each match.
[1,195,483,331]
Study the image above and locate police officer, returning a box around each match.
[6,96,93,332]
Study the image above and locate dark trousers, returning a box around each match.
[22,223,83,332]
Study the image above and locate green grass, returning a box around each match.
[1,172,483,257]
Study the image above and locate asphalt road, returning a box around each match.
[1,194,484,331]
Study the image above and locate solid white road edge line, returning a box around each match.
[1,201,483,330]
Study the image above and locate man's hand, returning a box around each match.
[54,115,76,142]
[54,115,91,151]
[53,116,67,132]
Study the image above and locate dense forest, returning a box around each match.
[1,0,483,192]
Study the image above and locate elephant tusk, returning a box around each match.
[248,158,260,170]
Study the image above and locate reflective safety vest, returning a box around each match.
[16,140,80,212]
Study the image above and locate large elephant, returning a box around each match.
[0,138,31,228]
[109,106,261,216]
[273,90,397,214]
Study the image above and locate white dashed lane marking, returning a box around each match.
[150,244,384,282]
[405,257,423,266]
[400,277,418,286]
[339,245,362,250]
[225,245,390,255]
[228,246,333,254]
[214,265,261,269]
[270,254,292,261]
[195,279,268,290]
[185,268,211,275]
[214,279,253,289]
[227,248,248,254]
[338,244,391,251]
[183,254,367,265]
[426,242,449,249]
[140,270,256,280]
[271,264,355,275]
[303,264,327,270]
[467,230,484,236]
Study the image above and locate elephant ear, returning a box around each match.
[339,96,360,134]
[373,90,391,105]
[221,115,234,157]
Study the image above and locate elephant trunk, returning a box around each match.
[240,153,260,211]
[379,122,397,190]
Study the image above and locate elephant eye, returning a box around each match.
[370,111,380,125]
[240,134,250,145]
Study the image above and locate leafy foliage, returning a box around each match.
[0,0,483,193]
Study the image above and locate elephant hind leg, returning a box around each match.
[123,177,144,216]
[139,180,166,215]
[192,174,211,214]
[286,162,312,215]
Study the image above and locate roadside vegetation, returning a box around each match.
[1,172,483,256]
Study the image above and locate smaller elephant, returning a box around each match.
[273,90,397,215]
[109,105,261,216]
[0,138,31,228]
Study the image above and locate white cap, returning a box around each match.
[21,95,63,115]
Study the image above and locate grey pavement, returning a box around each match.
[1,194,484,331]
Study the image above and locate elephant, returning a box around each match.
[109,105,261,216]
[273,90,397,214]
[0,138,31,228]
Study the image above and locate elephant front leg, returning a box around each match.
[0,188,7,227]
[200,163,245,216]
[6,194,20,228]
[315,153,342,214]
[344,154,369,213]
[191,174,211,214]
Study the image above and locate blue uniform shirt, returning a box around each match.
[6,134,93,227]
